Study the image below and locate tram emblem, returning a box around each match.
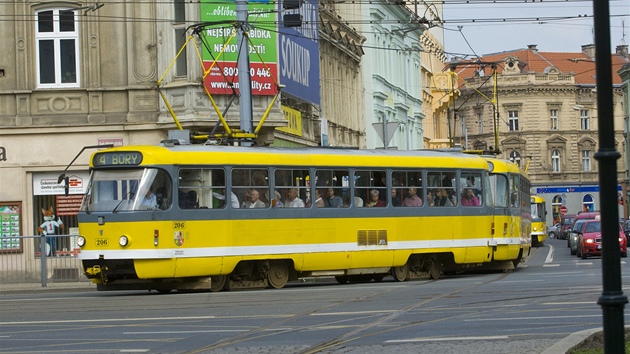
[174,231,184,246]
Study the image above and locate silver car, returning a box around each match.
[568,219,588,255]
[547,223,561,239]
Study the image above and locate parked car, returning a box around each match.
[576,220,628,259]
[568,219,588,255]
[547,223,561,239]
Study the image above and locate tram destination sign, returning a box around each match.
[93,152,143,166]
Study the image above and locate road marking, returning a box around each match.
[577,262,594,266]
[385,335,508,343]
[464,314,601,321]
[124,330,249,335]
[120,350,150,353]
[545,244,554,263]
[543,264,560,267]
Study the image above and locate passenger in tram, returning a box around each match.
[212,189,240,208]
[314,189,325,208]
[461,188,480,206]
[403,187,423,207]
[431,188,454,207]
[285,188,305,208]
[271,191,284,208]
[366,189,385,207]
[353,188,364,207]
[243,189,266,208]
[391,188,402,207]
[324,188,343,208]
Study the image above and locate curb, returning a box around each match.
[540,327,603,354]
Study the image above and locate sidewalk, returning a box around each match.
[1,281,621,354]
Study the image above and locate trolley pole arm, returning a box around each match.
[57,144,114,195]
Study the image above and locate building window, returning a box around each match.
[550,109,558,130]
[580,109,590,130]
[551,149,561,172]
[509,150,521,167]
[581,150,591,172]
[582,194,594,212]
[173,0,188,77]
[477,112,483,134]
[508,110,519,131]
[36,9,80,88]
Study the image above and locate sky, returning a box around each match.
[441,0,629,59]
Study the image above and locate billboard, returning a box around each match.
[200,0,278,95]
[277,0,320,105]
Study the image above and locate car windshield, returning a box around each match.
[584,222,601,233]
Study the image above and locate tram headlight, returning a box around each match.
[77,236,86,247]
[119,235,129,247]
[533,226,537,231]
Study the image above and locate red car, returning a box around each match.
[577,220,628,259]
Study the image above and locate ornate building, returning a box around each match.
[451,44,630,223]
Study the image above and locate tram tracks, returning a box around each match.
[183,272,513,353]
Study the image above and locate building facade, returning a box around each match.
[451,44,630,224]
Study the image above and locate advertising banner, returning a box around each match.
[200,0,278,96]
[277,0,320,105]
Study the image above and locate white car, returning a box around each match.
[547,223,561,239]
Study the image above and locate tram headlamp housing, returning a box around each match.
[77,236,86,247]
[119,235,129,247]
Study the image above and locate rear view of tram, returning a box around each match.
[530,195,547,246]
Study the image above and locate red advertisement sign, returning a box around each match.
[204,62,278,96]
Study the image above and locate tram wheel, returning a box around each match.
[210,275,226,292]
[335,276,348,284]
[391,263,410,282]
[267,260,289,289]
[427,257,442,279]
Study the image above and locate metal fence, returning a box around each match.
[0,235,89,285]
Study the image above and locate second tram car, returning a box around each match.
[530,195,547,246]
[76,145,532,291]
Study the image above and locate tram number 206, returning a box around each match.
[173,221,186,230]
[95,238,109,247]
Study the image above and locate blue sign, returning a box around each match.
[536,185,622,194]
[277,0,320,105]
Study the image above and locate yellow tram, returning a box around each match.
[76,145,532,291]
[530,195,547,246]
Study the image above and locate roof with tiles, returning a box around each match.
[449,44,629,86]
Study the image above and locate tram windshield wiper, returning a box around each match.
[112,192,135,213]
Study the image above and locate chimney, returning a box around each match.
[527,44,538,52]
[581,44,596,59]
[617,44,628,58]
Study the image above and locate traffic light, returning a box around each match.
[282,0,302,27]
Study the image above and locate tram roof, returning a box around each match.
[92,145,491,169]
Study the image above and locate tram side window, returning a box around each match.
[510,175,520,208]
[391,170,423,207]
[315,169,349,208]
[178,168,226,209]
[427,171,457,207]
[460,172,483,207]
[233,168,269,209]
[354,170,387,207]
[275,169,310,208]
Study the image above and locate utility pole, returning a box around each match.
[592,0,628,351]
[236,0,253,144]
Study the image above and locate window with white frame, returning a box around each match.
[508,110,519,131]
[581,150,592,172]
[580,109,590,130]
[551,149,561,172]
[173,0,188,77]
[477,112,483,134]
[36,9,80,88]
[550,109,558,130]
[509,150,521,167]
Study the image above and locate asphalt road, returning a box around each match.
[1,238,628,354]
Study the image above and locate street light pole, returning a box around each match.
[592,0,628,352]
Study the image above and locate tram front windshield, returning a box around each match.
[81,168,171,212]
[531,202,545,222]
